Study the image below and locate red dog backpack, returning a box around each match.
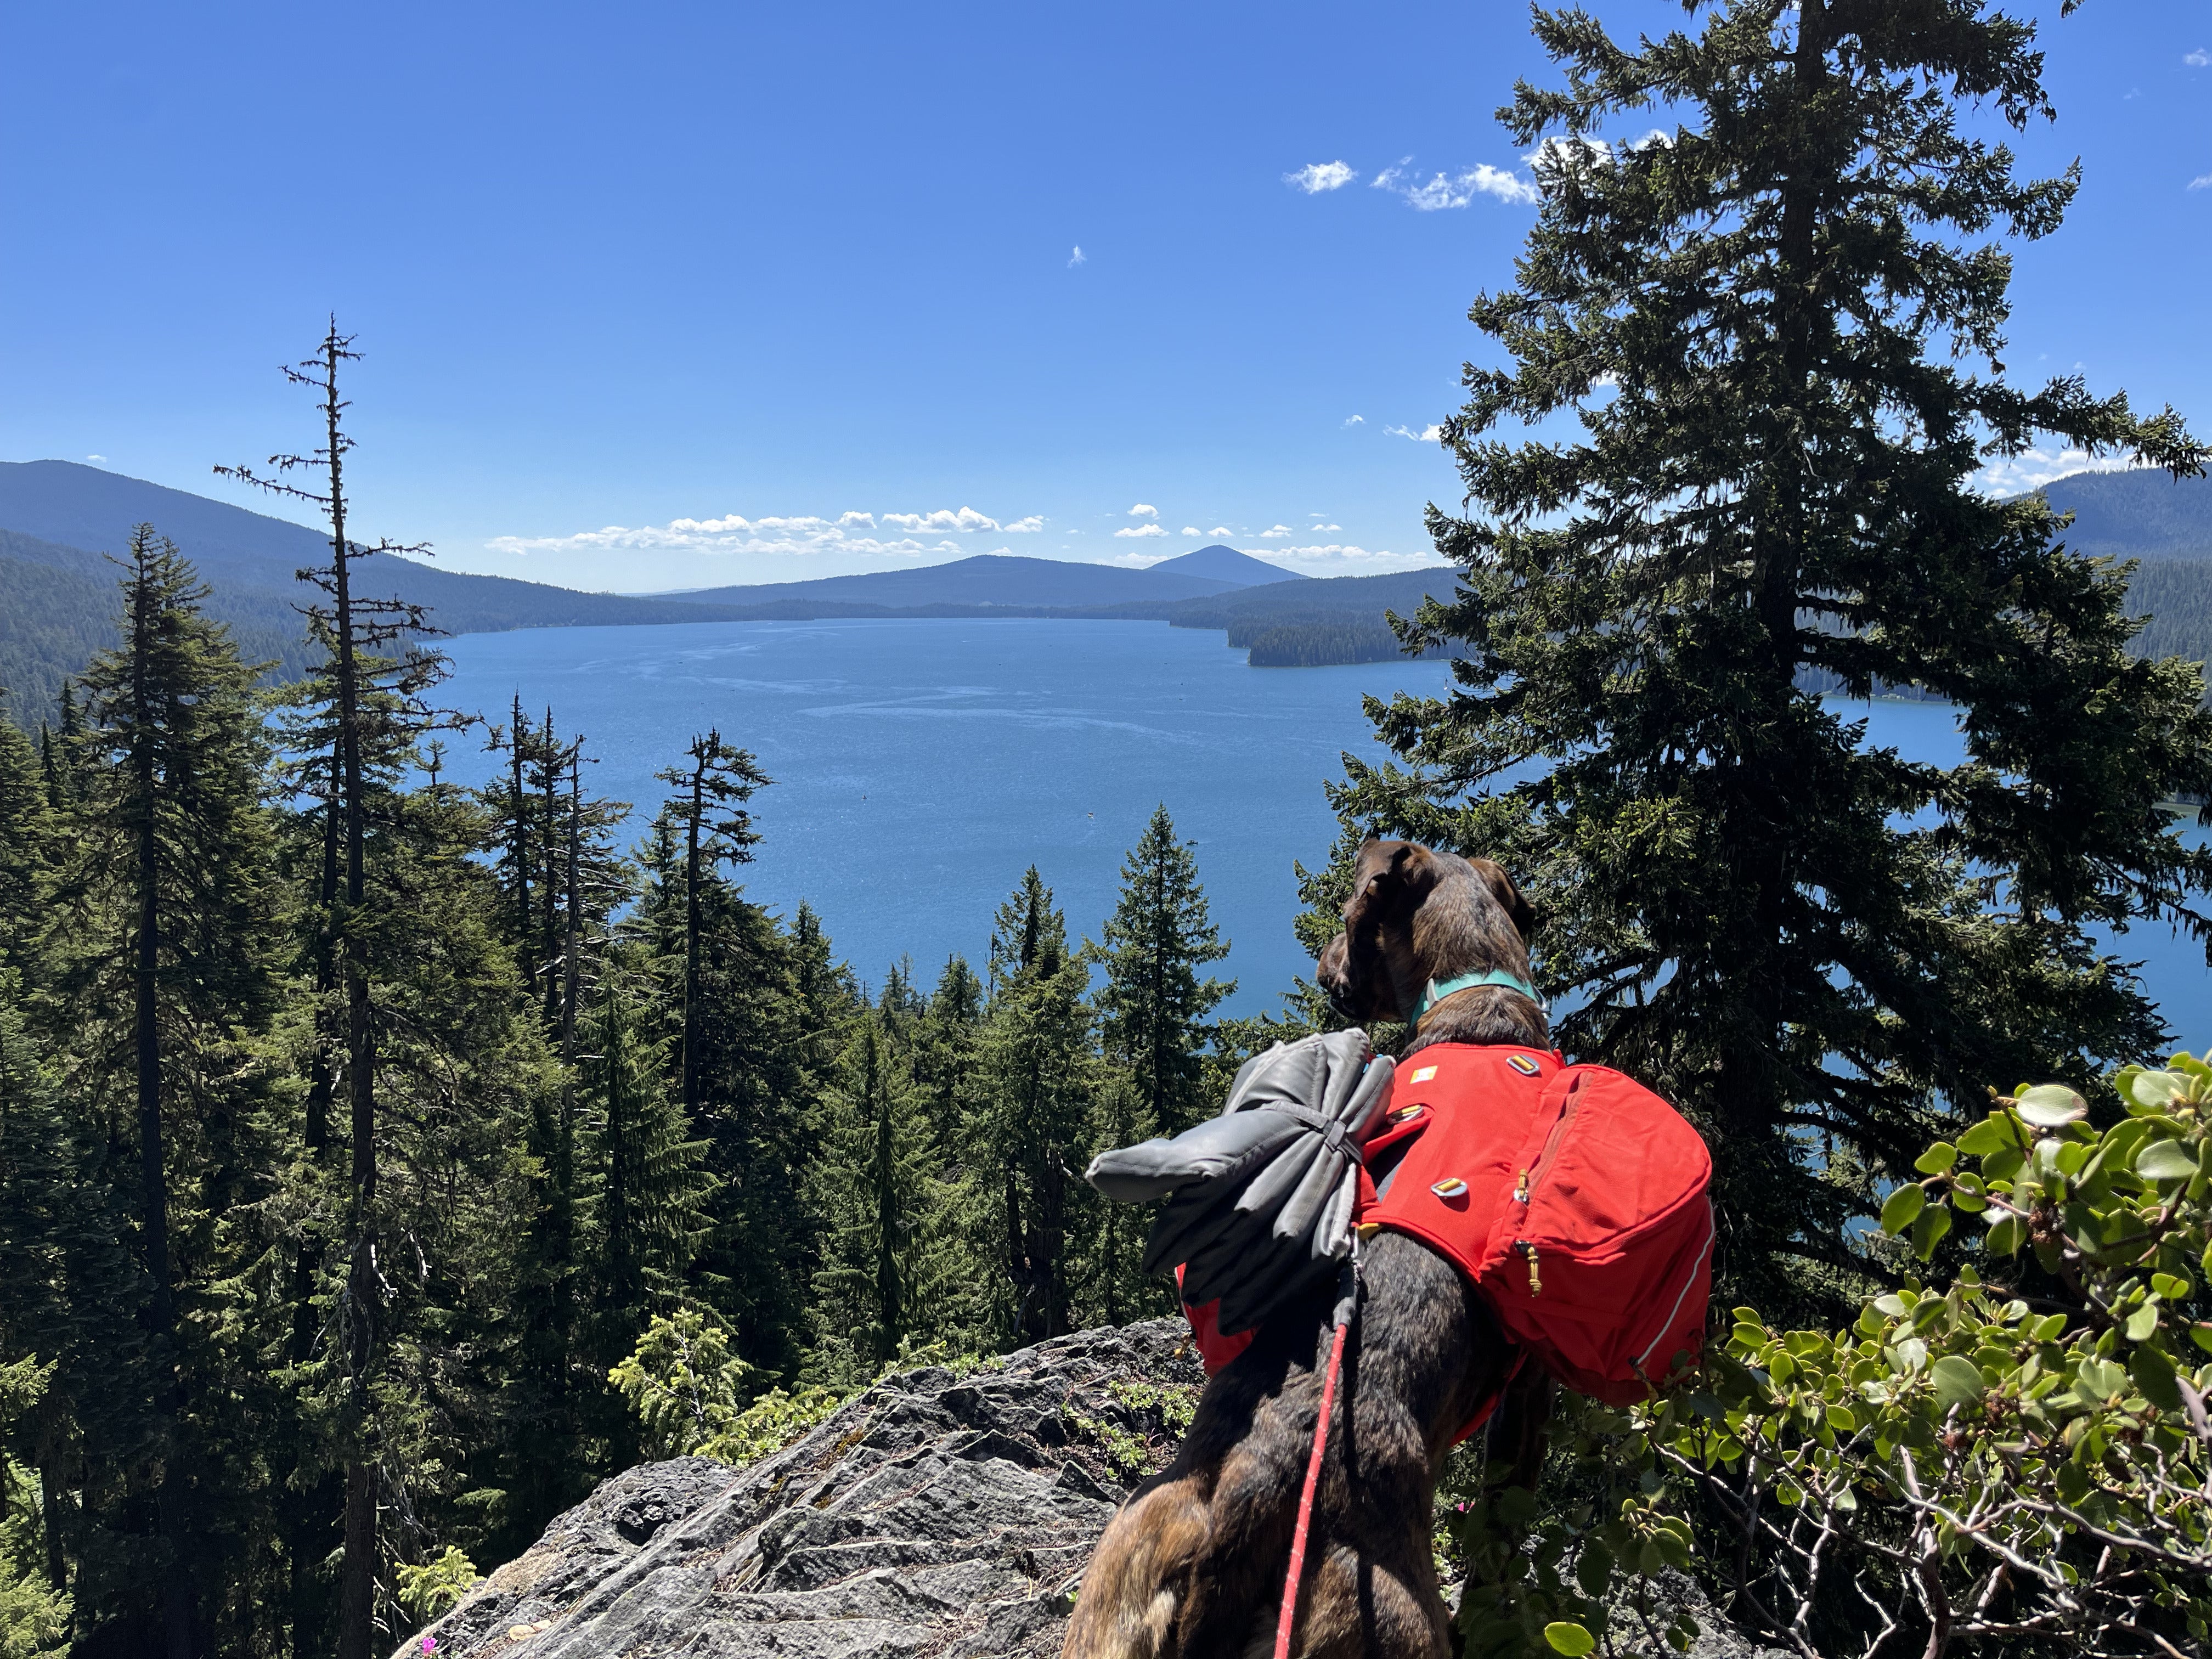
[1358,1045,1713,1406]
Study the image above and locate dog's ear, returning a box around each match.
[1344,842,1434,930]
[1469,856,1535,944]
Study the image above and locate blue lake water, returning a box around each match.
[435,617,2210,1052]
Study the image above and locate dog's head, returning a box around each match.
[1316,838,1536,1026]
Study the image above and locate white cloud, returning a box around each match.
[1206,525,1233,537]
[881,507,1001,533]
[1113,522,1168,538]
[1259,524,1294,538]
[1181,526,1203,536]
[1127,503,1158,518]
[1973,448,2143,496]
[1001,515,1044,533]
[2186,47,2209,66]
[1342,414,1365,427]
[86,453,106,462]
[1068,245,1086,267]
[1386,423,1445,442]
[2190,172,2212,190]
[488,504,1035,562]
[1373,159,1538,209]
[1285,160,1356,194]
[1312,522,1342,531]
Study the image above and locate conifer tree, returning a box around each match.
[806,1012,943,1375]
[0,690,50,979]
[1090,805,1233,1140]
[0,976,153,1647]
[590,985,707,1321]
[218,323,450,1657]
[489,693,540,990]
[1341,0,2212,1316]
[912,955,983,1159]
[654,731,770,1117]
[49,526,275,1655]
[975,870,1096,1344]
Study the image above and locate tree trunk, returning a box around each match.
[683,762,703,1114]
[326,332,381,1659]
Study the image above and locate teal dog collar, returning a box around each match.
[1413,968,1544,1026]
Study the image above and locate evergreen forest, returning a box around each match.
[0,507,1254,1653]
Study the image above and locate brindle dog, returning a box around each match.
[1062,839,1555,1659]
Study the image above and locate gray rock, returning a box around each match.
[397,1320,1203,1659]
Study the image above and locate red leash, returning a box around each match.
[1273,1258,1359,1659]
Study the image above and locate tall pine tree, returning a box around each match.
[806,1011,944,1377]
[1340,0,2212,1316]
[1089,804,1233,1140]
[53,527,276,1656]
[654,731,770,1118]
[219,323,456,1655]
[974,870,1096,1345]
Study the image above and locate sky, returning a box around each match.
[3,1,2209,594]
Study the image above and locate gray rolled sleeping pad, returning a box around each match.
[1084,1030,1394,1339]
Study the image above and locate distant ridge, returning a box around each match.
[657,552,1271,610]
[0,460,758,636]
[0,460,770,724]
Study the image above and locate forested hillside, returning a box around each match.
[0,524,1273,1652]
[2041,467,2212,559]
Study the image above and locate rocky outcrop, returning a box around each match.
[398,1320,1203,1659]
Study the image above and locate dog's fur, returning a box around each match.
[1063,840,1554,1658]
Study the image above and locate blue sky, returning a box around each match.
[2,1,2208,594]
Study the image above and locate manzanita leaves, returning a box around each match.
[2014,1084,2087,1128]
[2136,1139,2199,1182]
[1880,1183,1926,1233]
[1930,1355,1985,1408]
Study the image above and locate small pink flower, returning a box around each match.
[421,1640,437,1656]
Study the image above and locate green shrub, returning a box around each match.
[607,1308,764,1461]
[1450,1057,2212,1657]
[394,1545,481,1624]
[613,1314,1005,1470]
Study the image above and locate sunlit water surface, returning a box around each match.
[433,618,2208,1050]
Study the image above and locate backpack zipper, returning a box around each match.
[1519,1073,1585,1210]
[1511,1073,1585,1298]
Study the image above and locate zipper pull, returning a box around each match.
[1520,1240,1542,1296]
[1513,1167,1530,1205]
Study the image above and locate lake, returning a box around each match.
[434,617,2210,1052]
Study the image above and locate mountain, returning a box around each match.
[0,460,758,635]
[1143,544,1306,588]
[662,552,1266,610]
[2036,469,2212,560]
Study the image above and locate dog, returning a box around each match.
[1062,839,1555,1658]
